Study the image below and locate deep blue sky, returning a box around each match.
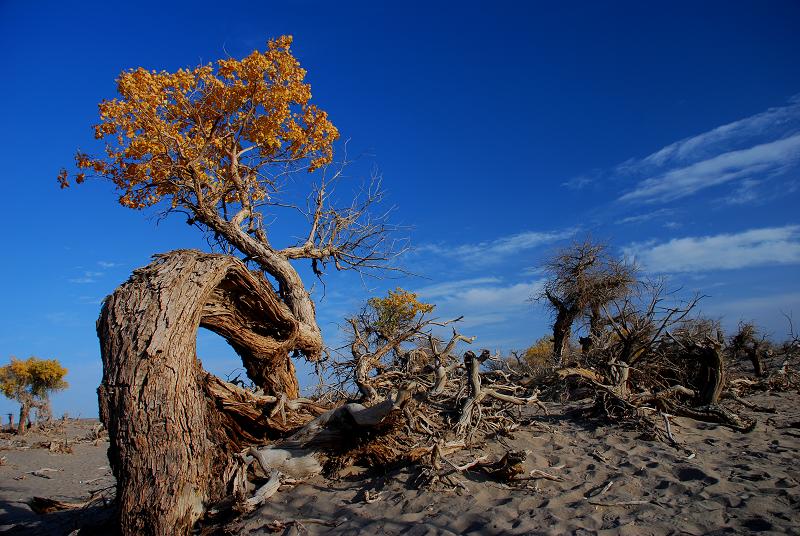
[2,1,799,417]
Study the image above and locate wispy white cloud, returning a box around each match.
[619,134,800,203]
[562,174,595,190]
[97,261,120,269]
[624,225,800,273]
[416,277,502,299]
[722,179,762,206]
[414,277,544,328]
[567,97,800,203]
[454,281,541,312]
[623,96,800,174]
[68,271,105,284]
[615,208,674,225]
[701,292,800,335]
[521,265,547,276]
[418,229,575,264]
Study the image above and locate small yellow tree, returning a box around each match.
[348,288,435,401]
[367,288,435,340]
[0,357,68,434]
[523,336,556,368]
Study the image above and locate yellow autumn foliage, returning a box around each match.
[367,288,435,338]
[523,336,556,367]
[0,356,68,402]
[60,35,339,211]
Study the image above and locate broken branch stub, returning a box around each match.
[97,250,319,535]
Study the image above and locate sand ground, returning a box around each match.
[1,391,798,535]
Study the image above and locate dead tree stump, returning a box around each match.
[696,343,724,406]
[97,250,309,535]
[747,345,766,378]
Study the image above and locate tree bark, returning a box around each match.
[546,291,578,367]
[747,344,765,378]
[17,400,30,435]
[610,361,630,398]
[196,209,323,361]
[696,344,725,406]
[97,250,312,535]
[552,308,574,367]
[589,304,603,340]
[33,398,52,424]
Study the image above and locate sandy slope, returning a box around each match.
[231,390,799,536]
[0,420,113,535]
[1,391,798,535]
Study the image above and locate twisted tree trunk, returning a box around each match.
[552,308,575,366]
[747,343,766,378]
[545,291,578,367]
[696,343,725,406]
[97,250,316,535]
[17,398,31,435]
[196,208,323,361]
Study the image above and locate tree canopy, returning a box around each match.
[0,356,68,401]
[366,288,435,341]
[538,239,636,364]
[541,240,635,317]
[59,35,338,212]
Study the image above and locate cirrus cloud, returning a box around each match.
[624,225,800,273]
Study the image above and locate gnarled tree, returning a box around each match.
[62,36,401,534]
[596,279,705,397]
[556,279,755,436]
[331,289,542,462]
[538,239,635,366]
[729,321,769,377]
[345,288,435,403]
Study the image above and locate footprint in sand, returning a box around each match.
[675,466,720,485]
[742,517,774,532]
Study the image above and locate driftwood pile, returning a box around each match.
[220,342,548,518]
[519,328,799,447]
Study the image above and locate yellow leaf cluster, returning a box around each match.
[523,337,555,368]
[368,288,435,337]
[59,35,339,211]
[0,356,68,402]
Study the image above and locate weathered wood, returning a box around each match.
[549,297,577,367]
[248,387,415,480]
[17,399,30,435]
[97,250,313,535]
[456,350,490,436]
[696,343,724,406]
[747,344,766,377]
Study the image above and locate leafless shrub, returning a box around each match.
[537,239,636,366]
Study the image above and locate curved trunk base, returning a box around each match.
[97,250,318,535]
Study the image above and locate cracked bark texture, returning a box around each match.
[97,249,308,535]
